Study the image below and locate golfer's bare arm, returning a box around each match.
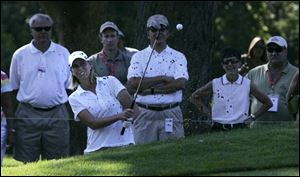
[189,81,212,116]
[117,89,140,118]
[77,89,139,130]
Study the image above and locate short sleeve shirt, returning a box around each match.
[127,46,189,104]
[9,41,71,108]
[68,76,134,153]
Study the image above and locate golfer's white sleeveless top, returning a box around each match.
[212,74,251,124]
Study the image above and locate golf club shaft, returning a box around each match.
[120,34,159,135]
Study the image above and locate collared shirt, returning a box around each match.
[87,50,131,85]
[212,74,251,124]
[246,63,299,121]
[1,71,13,125]
[122,47,139,58]
[127,45,189,104]
[68,76,134,153]
[9,41,71,108]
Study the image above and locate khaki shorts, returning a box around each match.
[133,105,184,145]
[13,103,70,162]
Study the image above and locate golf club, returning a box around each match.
[120,26,161,135]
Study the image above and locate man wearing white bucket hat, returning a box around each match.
[247,36,298,122]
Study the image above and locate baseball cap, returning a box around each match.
[69,51,88,66]
[266,36,288,48]
[147,14,169,28]
[99,21,123,35]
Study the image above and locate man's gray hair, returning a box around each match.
[28,13,54,27]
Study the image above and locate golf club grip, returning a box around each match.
[121,100,135,135]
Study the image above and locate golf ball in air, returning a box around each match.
[176,24,183,31]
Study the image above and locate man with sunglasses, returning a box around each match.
[9,13,71,163]
[247,36,299,122]
[126,14,189,144]
[190,47,272,131]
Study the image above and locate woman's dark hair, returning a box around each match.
[220,47,241,63]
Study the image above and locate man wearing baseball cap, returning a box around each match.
[247,36,298,122]
[126,14,189,144]
[87,21,131,85]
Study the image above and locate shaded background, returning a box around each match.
[1,1,299,155]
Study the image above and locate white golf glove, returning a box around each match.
[122,118,133,128]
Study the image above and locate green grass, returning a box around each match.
[1,123,299,176]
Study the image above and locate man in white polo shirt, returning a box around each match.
[126,14,189,144]
[9,13,70,163]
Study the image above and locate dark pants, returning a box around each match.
[13,103,70,163]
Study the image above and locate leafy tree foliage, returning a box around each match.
[1,1,40,74]
[213,1,299,77]
[1,1,298,142]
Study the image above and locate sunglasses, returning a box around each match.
[149,26,168,33]
[32,26,52,32]
[254,45,265,50]
[267,47,283,53]
[222,59,240,65]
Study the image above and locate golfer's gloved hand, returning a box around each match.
[122,118,133,128]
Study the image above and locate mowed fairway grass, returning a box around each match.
[1,123,299,176]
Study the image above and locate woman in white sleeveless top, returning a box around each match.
[190,47,272,131]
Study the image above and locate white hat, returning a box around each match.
[266,36,288,48]
[69,51,88,66]
[99,21,123,36]
[147,14,169,28]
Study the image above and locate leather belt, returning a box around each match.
[32,106,57,111]
[213,122,246,130]
[21,102,59,112]
[136,102,180,111]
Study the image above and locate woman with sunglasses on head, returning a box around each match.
[190,47,272,131]
[247,36,299,122]
[239,36,267,75]
[68,51,139,154]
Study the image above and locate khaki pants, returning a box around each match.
[133,106,184,145]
